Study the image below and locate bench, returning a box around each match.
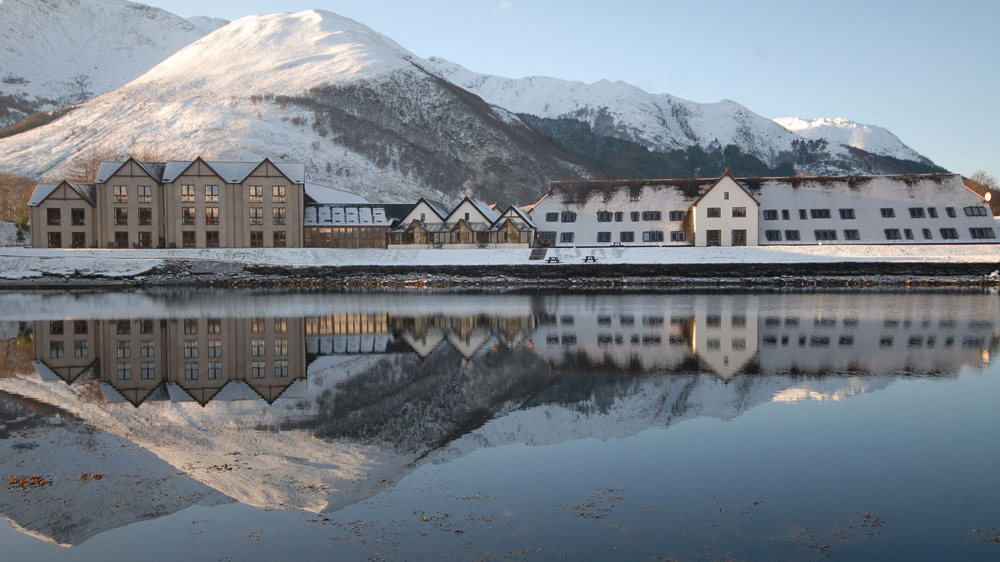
[432,243,443,249]
[583,256,598,263]
[612,242,623,247]
[546,256,561,263]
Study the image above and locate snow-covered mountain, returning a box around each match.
[0,1,943,205]
[426,57,938,175]
[0,0,225,126]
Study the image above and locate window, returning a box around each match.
[208,339,222,358]
[117,320,130,335]
[74,340,88,358]
[184,362,198,380]
[927,207,938,218]
[47,232,62,248]
[781,209,790,220]
[50,321,64,335]
[614,211,623,222]
[46,208,61,225]
[273,231,286,247]
[732,207,747,218]
[71,208,85,225]
[71,232,86,248]
[706,230,721,246]
[844,229,860,240]
[113,185,127,203]
[205,207,219,225]
[762,209,778,220]
[630,211,640,221]
[723,192,730,200]
[597,231,611,243]
[784,230,801,241]
[184,340,198,358]
[560,211,577,223]
[141,340,155,357]
[909,207,926,219]
[141,362,156,380]
[50,341,64,358]
[706,207,721,218]
[117,363,132,380]
[670,231,685,242]
[970,227,996,239]
[249,185,263,203]
[208,318,222,334]
[597,211,613,222]
[642,231,664,242]
[114,231,128,248]
[274,338,288,356]
[252,338,266,357]
[922,228,933,240]
[544,212,558,222]
[138,207,152,225]
[208,362,222,380]
[73,320,87,334]
[799,209,808,220]
[559,232,574,243]
[181,185,195,202]
[880,208,895,218]
[140,320,154,334]
[251,361,266,378]
[137,185,151,204]
[965,206,989,217]
[620,231,635,243]
[839,208,855,220]
[765,230,782,241]
[641,211,662,221]
[814,229,837,241]
[206,231,220,248]
[247,206,263,225]
[904,228,914,240]
[250,231,263,248]
[182,207,196,225]
[946,207,957,218]
[669,210,685,221]
[272,185,286,203]
[884,228,902,240]
[252,318,265,333]
[205,185,219,203]
[274,318,287,333]
[275,360,289,378]
[137,232,152,248]
[732,230,747,246]
[182,231,196,248]
[273,207,286,225]
[114,207,128,225]
[117,340,131,358]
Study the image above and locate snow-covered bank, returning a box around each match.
[0,244,998,283]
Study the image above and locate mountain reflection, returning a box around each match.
[2,290,999,545]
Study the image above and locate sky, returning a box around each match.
[145,0,998,180]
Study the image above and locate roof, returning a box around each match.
[97,158,306,184]
[424,198,451,219]
[469,199,501,222]
[690,170,759,207]
[304,204,392,226]
[28,181,96,207]
[547,177,718,206]
[304,183,368,204]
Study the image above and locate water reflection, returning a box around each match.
[2,290,999,549]
[26,292,999,409]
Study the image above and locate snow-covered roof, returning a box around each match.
[469,199,500,222]
[304,183,368,204]
[28,181,96,207]
[496,205,535,228]
[304,204,392,226]
[95,158,307,185]
[425,199,451,219]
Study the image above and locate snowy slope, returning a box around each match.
[0,9,587,204]
[425,57,934,171]
[0,0,225,125]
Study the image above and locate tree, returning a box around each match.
[966,171,999,215]
[0,172,34,223]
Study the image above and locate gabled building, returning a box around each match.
[388,196,534,248]
[28,181,98,248]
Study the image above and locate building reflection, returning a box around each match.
[34,316,306,406]
[31,293,1000,407]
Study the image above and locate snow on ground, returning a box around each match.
[0,244,999,280]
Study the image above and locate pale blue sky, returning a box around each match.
[146,0,998,180]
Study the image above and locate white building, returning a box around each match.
[528,172,996,247]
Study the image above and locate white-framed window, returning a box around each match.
[559,232,574,243]
[249,185,263,203]
[205,185,219,203]
[597,232,611,243]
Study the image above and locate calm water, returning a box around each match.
[1,289,999,560]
